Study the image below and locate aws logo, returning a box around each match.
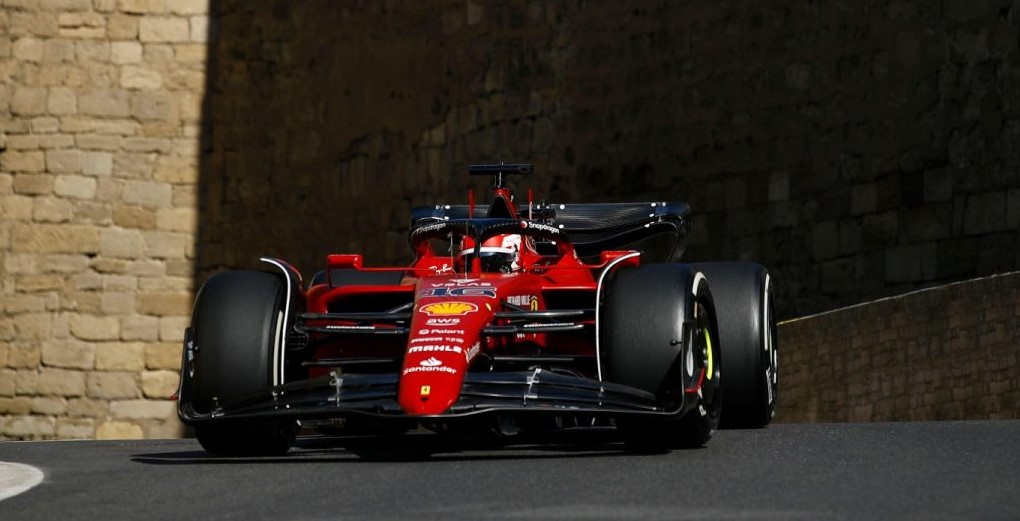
[419,302,478,316]
[426,318,460,326]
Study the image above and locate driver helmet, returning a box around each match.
[459,234,521,273]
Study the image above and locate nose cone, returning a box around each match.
[398,353,465,415]
[398,298,488,416]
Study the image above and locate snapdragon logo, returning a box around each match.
[413,222,447,236]
[520,220,560,235]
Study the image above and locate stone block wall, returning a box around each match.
[198,1,1020,319]
[3,1,1020,440]
[0,0,208,440]
[778,271,1020,423]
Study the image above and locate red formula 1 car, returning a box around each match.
[177,164,778,456]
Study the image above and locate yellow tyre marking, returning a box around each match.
[704,328,714,380]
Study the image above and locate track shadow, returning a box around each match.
[130,429,683,465]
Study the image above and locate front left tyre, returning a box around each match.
[180,270,298,456]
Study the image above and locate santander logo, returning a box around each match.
[420,357,442,367]
[402,355,456,376]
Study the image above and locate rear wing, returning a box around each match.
[410,201,690,259]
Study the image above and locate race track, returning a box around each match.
[0,421,1018,520]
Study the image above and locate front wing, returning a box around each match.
[178,370,684,424]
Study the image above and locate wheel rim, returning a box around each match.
[693,298,722,418]
[763,273,778,418]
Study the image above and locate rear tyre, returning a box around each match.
[601,264,722,450]
[186,270,298,456]
[694,262,778,428]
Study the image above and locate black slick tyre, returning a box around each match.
[185,270,298,456]
[694,262,778,428]
[600,264,722,450]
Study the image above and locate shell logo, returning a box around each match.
[420,302,478,316]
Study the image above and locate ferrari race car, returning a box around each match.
[177,164,778,455]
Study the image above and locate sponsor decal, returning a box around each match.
[412,222,447,237]
[403,366,457,375]
[325,325,375,331]
[408,344,463,355]
[417,328,466,336]
[442,337,465,344]
[418,301,477,318]
[506,295,539,310]
[419,287,497,299]
[465,342,480,363]
[520,220,560,235]
[426,318,460,326]
[420,356,442,367]
[523,322,572,329]
[506,295,529,307]
[410,336,444,344]
[403,359,457,376]
[420,302,478,316]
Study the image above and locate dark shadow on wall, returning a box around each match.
[196,1,1020,318]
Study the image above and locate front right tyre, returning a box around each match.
[179,270,298,456]
[600,264,722,450]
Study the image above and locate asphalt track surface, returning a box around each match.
[0,421,1018,520]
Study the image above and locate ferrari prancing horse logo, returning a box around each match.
[420,301,478,316]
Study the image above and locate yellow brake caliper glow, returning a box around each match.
[703,328,714,380]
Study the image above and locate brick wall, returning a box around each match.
[778,271,1020,423]
[0,0,207,440]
